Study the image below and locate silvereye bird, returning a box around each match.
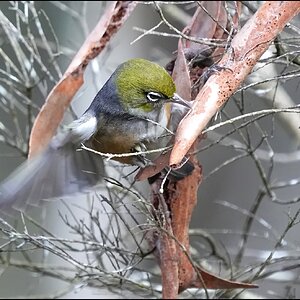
[0,58,191,212]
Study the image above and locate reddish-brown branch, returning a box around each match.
[169,148,201,291]
[160,230,179,299]
[170,1,300,165]
[160,212,180,299]
[146,4,260,297]
[148,145,257,298]
[29,1,136,157]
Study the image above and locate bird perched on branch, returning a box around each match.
[0,58,192,212]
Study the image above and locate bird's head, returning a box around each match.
[114,58,189,118]
[87,58,191,121]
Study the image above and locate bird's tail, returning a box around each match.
[0,142,104,212]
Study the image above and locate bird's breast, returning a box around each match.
[88,105,171,165]
[90,129,137,164]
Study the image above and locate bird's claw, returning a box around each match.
[131,143,155,167]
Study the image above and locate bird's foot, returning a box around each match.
[131,143,155,167]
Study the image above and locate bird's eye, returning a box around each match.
[146,91,163,102]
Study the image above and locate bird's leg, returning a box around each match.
[131,142,155,167]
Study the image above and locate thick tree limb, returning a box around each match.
[170,1,300,165]
[148,6,259,297]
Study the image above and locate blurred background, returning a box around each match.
[0,1,299,298]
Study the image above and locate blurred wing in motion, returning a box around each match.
[0,114,104,212]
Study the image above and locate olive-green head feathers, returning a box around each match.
[115,58,176,113]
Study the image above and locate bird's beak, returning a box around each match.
[170,93,192,109]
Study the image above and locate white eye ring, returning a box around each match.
[146,91,163,102]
